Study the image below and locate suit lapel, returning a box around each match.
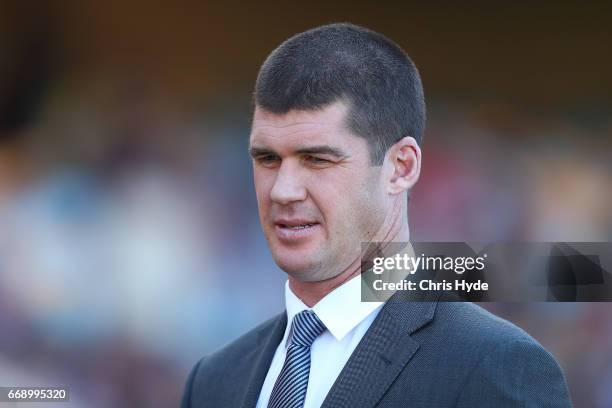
[321,290,439,408]
[240,313,287,408]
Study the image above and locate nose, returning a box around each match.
[270,161,307,205]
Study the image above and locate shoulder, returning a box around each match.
[434,301,537,345]
[181,313,285,408]
[431,302,564,373]
[431,302,571,407]
[194,312,283,377]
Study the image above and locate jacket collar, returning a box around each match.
[240,286,440,408]
[239,313,287,408]
[321,289,440,408]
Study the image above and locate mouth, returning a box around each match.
[277,222,318,230]
[273,220,321,242]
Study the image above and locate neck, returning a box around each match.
[289,199,410,307]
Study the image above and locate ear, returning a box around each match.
[383,136,421,195]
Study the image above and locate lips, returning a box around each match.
[273,219,321,242]
[277,222,316,230]
[283,223,316,230]
[275,219,319,228]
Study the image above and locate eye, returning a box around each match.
[256,154,280,166]
[304,155,331,165]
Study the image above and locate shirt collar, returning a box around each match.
[284,275,383,342]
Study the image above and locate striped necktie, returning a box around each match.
[268,310,327,408]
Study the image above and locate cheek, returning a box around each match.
[310,171,378,233]
[253,171,276,230]
[338,171,384,236]
[253,169,273,209]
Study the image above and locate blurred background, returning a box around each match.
[1,1,611,407]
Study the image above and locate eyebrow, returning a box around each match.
[296,145,348,158]
[248,145,348,159]
[248,147,276,158]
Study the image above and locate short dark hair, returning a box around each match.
[254,23,426,165]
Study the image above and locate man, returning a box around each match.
[182,23,572,407]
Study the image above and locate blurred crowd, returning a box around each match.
[1,71,611,407]
[1,3,611,407]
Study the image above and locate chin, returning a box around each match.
[272,250,327,281]
[274,255,317,276]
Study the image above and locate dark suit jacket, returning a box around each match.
[181,290,572,407]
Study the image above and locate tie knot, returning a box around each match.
[289,310,326,348]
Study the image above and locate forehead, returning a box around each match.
[250,101,360,149]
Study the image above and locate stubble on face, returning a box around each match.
[250,101,391,284]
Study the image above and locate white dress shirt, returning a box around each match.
[255,275,384,408]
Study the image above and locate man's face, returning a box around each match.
[249,101,389,282]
